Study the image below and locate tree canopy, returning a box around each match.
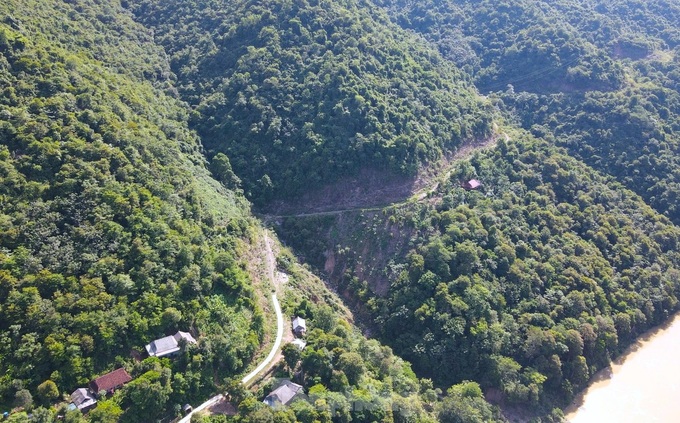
[129,0,492,205]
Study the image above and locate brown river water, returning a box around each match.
[564,313,680,422]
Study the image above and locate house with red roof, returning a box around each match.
[89,368,132,395]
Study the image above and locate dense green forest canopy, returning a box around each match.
[498,55,680,222]
[276,2,680,417]
[278,134,680,416]
[0,0,503,421]
[128,0,492,205]
[4,0,680,421]
[375,0,680,225]
[376,136,680,397]
[376,0,680,92]
[0,0,260,419]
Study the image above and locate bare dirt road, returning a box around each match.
[264,133,504,220]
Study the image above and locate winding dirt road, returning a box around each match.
[179,231,285,421]
[241,292,283,385]
[179,133,508,420]
[241,232,286,385]
[263,133,504,220]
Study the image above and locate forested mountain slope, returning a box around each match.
[0,0,504,421]
[500,54,680,222]
[377,0,680,92]
[278,133,680,418]
[0,0,266,419]
[5,0,680,421]
[375,0,626,93]
[274,1,680,418]
[128,0,492,206]
[377,0,680,225]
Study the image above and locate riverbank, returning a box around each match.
[565,312,680,422]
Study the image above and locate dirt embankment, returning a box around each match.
[262,135,500,219]
[269,134,505,300]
